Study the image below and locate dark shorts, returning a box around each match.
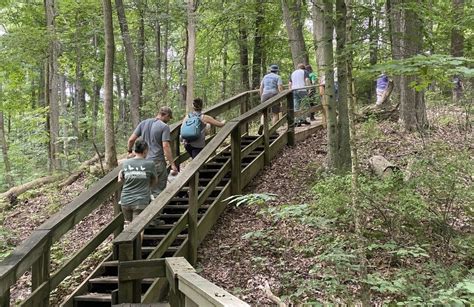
[261,92,280,113]
[121,203,147,222]
[184,143,203,159]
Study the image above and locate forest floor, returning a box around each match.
[1,103,472,305]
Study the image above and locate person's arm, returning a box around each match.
[259,81,264,96]
[202,114,225,127]
[118,170,123,183]
[277,76,283,92]
[127,133,138,157]
[162,141,178,173]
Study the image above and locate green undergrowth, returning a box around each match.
[242,143,473,304]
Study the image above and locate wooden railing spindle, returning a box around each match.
[231,124,242,195]
[187,173,199,266]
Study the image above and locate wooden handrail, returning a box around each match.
[0,89,258,306]
[118,257,250,306]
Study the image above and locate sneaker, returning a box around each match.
[258,125,263,135]
[296,122,302,127]
[303,120,311,125]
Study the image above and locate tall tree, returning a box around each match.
[281,0,309,67]
[390,0,426,131]
[451,0,464,102]
[103,0,118,170]
[115,0,141,128]
[0,84,13,188]
[313,0,339,170]
[335,0,351,171]
[186,0,198,112]
[44,0,61,171]
[238,19,250,91]
[251,0,265,90]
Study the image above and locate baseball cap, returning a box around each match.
[159,106,173,119]
[270,64,279,72]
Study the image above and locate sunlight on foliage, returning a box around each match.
[224,193,278,207]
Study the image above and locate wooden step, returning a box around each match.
[143,234,187,240]
[164,204,211,210]
[160,213,203,219]
[74,293,111,302]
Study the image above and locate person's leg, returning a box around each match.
[152,160,167,197]
[192,147,202,158]
[121,205,133,227]
[376,89,384,105]
[131,205,146,243]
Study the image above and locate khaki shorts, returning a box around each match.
[121,203,147,222]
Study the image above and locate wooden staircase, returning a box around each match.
[65,134,279,307]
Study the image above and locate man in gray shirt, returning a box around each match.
[127,106,178,197]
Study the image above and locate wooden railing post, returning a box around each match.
[1,288,10,306]
[188,173,199,266]
[117,239,141,303]
[286,91,295,146]
[113,191,122,237]
[173,137,181,171]
[240,94,250,134]
[166,258,195,307]
[31,245,50,306]
[263,109,270,166]
[231,124,242,195]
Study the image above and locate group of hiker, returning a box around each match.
[117,62,395,225]
[259,62,322,128]
[118,99,225,225]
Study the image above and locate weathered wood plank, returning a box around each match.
[231,125,242,195]
[114,123,238,245]
[178,272,250,307]
[197,161,230,206]
[147,214,187,260]
[240,135,263,158]
[286,91,295,146]
[268,115,286,136]
[38,166,121,242]
[0,229,49,295]
[263,111,270,166]
[269,133,288,160]
[119,259,166,281]
[241,155,264,188]
[50,214,123,289]
[117,241,141,303]
[188,174,199,266]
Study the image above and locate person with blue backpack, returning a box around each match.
[181,98,225,159]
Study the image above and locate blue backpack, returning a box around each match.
[181,112,202,141]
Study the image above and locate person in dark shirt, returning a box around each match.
[119,139,157,225]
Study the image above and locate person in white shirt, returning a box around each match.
[289,63,310,126]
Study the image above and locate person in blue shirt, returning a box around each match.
[376,73,390,105]
[259,64,283,134]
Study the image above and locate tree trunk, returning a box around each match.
[346,1,369,303]
[186,0,198,112]
[155,18,162,86]
[335,0,350,172]
[398,1,426,131]
[59,74,70,171]
[238,20,250,91]
[103,0,118,171]
[0,85,14,188]
[115,0,141,128]
[315,0,338,169]
[163,0,170,99]
[137,0,146,99]
[368,1,379,103]
[91,81,101,140]
[451,0,464,102]
[251,0,265,90]
[222,30,228,99]
[281,0,309,67]
[45,0,61,172]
